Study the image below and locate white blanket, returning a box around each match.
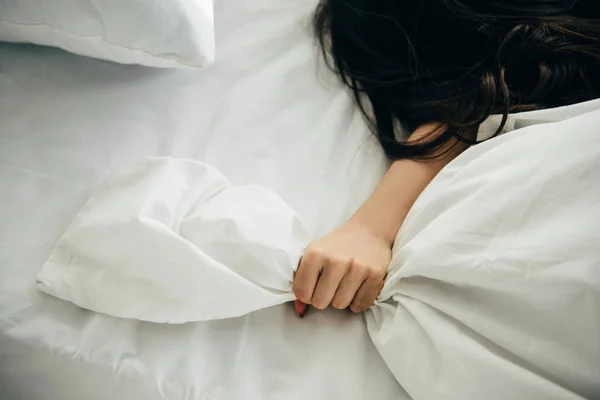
[38,102,600,399]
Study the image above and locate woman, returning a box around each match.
[293,0,600,317]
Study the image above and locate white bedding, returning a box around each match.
[0,0,405,399]
[34,101,600,400]
[2,0,600,398]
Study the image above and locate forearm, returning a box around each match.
[293,127,469,315]
[350,125,468,246]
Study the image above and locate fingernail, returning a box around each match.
[294,300,308,318]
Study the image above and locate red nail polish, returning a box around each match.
[294,300,307,318]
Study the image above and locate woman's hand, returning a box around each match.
[291,124,464,318]
[293,219,392,315]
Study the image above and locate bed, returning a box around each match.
[0,1,407,399]
[2,1,600,399]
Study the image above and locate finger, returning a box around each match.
[294,300,309,318]
[293,249,325,304]
[330,264,368,310]
[311,259,350,310]
[350,276,384,313]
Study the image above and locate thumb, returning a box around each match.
[294,299,308,318]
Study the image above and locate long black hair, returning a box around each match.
[314,0,600,159]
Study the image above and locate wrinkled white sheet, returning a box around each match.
[39,102,600,399]
[38,159,308,323]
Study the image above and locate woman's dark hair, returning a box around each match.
[314,0,600,159]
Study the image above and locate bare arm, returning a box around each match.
[350,123,467,246]
[293,123,468,316]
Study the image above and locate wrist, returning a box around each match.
[347,213,398,248]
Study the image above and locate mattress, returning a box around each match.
[0,0,406,399]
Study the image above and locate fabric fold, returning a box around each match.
[367,108,600,399]
[37,158,308,323]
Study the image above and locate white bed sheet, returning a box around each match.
[0,0,405,399]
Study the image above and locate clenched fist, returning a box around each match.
[293,219,392,315]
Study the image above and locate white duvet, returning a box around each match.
[38,103,600,399]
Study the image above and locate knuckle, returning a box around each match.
[346,258,359,272]
[312,299,328,310]
[303,247,322,262]
[363,264,376,276]
[348,260,366,275]
[326,255,342,265]
[366,265,385,279]
[331,298,349,310]
[331,257,351,272]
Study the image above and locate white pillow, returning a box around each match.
[0,0,214,68]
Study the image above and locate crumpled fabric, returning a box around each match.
[38,107,600,399]
[38,159,308,323]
